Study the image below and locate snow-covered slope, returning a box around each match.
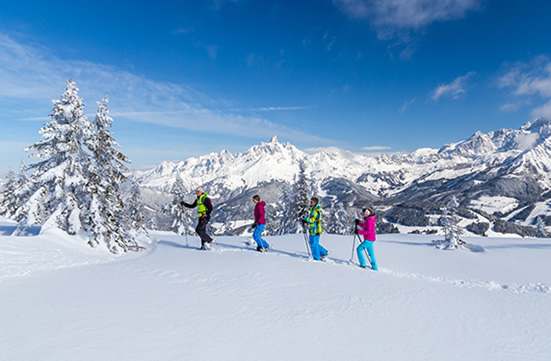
[1,216,550,361]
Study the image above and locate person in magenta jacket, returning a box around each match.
[252,195,270,252]
[356,208,378,270]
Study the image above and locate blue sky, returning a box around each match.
[1,0,551,177]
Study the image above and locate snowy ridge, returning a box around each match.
[134,119,551,236]
[137,119,551,194]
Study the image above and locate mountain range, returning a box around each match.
[134,119,551,237]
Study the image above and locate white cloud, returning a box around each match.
[516,132,539,151]
[498,56,551,119]
[362,145,391,151]
[323,32,337,52]
[431,72,476,101]
[172,27,195,35]
[248,106,312,112]
[0,33,323,144]
[333,0,481,39]
[532,99,551,119]
[400,98,416,112]
[498,56,551,97]
[203,44,218,60]
[500,103,521,112]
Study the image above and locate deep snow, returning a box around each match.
[1,216,550,361]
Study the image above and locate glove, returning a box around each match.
[180,201,185,206]
[354,228,359,235]
[251,222,258,229]
[355,219,360,225]
[301,218,308,225]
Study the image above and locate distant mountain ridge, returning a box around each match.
[135,120,551,237]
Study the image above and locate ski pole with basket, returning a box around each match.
[299,211,313,260]
[349,211,372,267]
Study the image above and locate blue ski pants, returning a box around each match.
[253,224,270,248]
[357,240,378,270]
[309,234,328,261]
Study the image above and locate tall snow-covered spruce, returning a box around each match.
[0,168,17,217]
[436,196,464,250]
[326,200,351,235]
[165,176,194,238]
[14,80,145,253]
[15,80,93,236]
[85,96,143,253]
[277,160,311,234]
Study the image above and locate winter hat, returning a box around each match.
[363,207,374,215]
[195,186,204,192]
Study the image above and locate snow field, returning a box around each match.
[1,217,551,361]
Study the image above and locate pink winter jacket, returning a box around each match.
[358,214,376,242]
[254,201,266,225]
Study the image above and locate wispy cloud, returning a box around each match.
[533,100,551,119]
[210,0,241,11]
[400,98,416,112]
[332,0,481,56]
[362,145,391,151]
[202,44,219,60]
[498,56,551,118]
[0,32,324,144]
[431,72,476,101]
[172,27,195,35]
[323,32,337,52]
[333,0,481,36]
[500,103,521,112]
[498,56,551,97]
[248,106,313,112]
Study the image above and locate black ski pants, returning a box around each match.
[196,216,213,244]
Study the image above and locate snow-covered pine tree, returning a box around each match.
[14,80,93,236]
[125,180,148,241]
[166,176,194,237]
[85,96,141,253]
[0,168,17,217]
[437,196,464,249]
[326,199,350,234]
[278,160,311,234]
[534,216,548,238]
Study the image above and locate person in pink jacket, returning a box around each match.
[355,208,378,270]
[252,195,270,252]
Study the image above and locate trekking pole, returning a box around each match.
[182,209,190,247]
[176,202,190,247]
[349,224,358,263]
[350,211,361,263]
[300,217,313,259]
[355,232,372,268]
[207,221,219,248]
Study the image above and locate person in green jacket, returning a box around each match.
[303,197,329,261]
[181,186,213,250]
